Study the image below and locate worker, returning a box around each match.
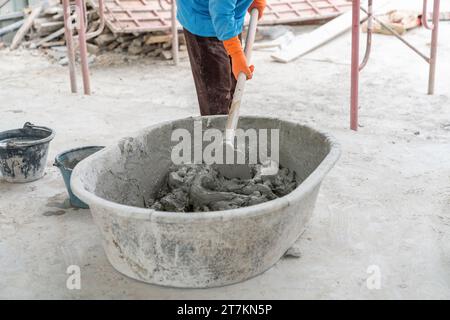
[177,0,266,116]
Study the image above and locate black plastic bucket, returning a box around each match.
[0,122,55,183]
[54,146,104,208]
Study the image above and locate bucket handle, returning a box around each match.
[4,122,56,148]
[23,122,53,134]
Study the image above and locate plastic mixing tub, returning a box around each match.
[71,116,340,288]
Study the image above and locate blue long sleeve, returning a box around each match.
[177,0,252,40]
[209,0,239,41]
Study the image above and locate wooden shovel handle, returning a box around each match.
[225,9,259,134]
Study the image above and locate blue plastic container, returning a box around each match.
[54,146,104,209]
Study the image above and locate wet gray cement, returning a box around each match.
[148,164,298,212]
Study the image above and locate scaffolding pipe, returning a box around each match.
[422,0,434,30]
[75,0,91,95]
[350,0,440,131]
[428,0,440,94]
[171,0,179,65]
[350,0,360,131]
[359,0,372,71]
[63,0,77,93]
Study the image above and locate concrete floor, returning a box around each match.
[1,1,450,299]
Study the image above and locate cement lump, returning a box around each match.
[148,164,298,212]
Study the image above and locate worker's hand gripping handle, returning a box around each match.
[225,8,259,142]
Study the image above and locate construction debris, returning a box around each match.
[271,0,391,63]
[284,246,302,258]
[0,19,24,37]
[3,1,185,62]
[253,26,295,52]
[0,0,10,10]
[10,5,43,50]
[0,11,24,22]
[362,10,421,35]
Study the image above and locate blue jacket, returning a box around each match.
[177,0,253,41]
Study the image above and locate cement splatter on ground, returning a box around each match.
[147,164,298,212]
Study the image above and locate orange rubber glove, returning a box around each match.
[223,36,254,80]
[248,0,266,20]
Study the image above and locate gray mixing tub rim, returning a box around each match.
[71,115,341,223]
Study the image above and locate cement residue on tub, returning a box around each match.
[147,164,298,212]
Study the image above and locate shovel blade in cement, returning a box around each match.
[214,141,252,179]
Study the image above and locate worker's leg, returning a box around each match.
[183,29,236,115]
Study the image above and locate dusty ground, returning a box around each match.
[1,1,450,299]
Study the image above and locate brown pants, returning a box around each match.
[183,28,237,116]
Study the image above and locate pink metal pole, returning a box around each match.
[428,0,440,95]
[171,0,179,65]
[359,0,372,71]
[75,0,91,95]
[63,0,77,93]
[350,0,360,131]
[422,0,434,30]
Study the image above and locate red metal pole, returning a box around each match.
[350,0,360,131]
[75,0,91,95]
[63,0,77,93]
[428,0,440,95]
